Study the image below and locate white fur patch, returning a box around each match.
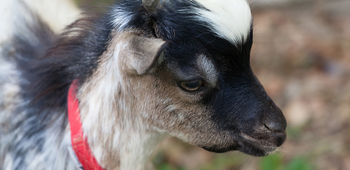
[197,55,218,87]
[195,0,252,44]
[0,0,20,43]
[112,7,134,32]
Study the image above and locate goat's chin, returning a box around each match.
[236,133,281,156]
[201,134,282,156]
[236,141,277,157]
[201,143,276,156]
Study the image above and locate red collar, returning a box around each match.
[68,80,104,170]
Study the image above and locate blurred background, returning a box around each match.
[63,0,350,169]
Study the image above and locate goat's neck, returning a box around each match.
[77,50,164,170]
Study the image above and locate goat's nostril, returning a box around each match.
[264,121,285,133]
[264,124,272,131]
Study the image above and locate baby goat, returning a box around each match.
[0,0,287,169]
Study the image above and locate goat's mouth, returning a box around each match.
[236,132,285,156]
[200,132,284,156]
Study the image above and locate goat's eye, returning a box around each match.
[180,79,203,92]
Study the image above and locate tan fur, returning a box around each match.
[78,31,166,169]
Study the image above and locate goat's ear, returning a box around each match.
[124,35,168,75]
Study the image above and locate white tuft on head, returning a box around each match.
[112,7,133,32]
[195,0,252,44]
[197,55,218,87]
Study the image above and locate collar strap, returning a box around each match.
[68,80,104,170]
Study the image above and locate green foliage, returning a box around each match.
[260,154,313,170]
[285,157,312,170]
[260,153,283,170]
[199,153,245,170]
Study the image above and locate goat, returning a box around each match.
[0,0,287,169]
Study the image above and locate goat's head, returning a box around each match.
[81,0,286,157]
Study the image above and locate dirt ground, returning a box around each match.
[75,0,350,169]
